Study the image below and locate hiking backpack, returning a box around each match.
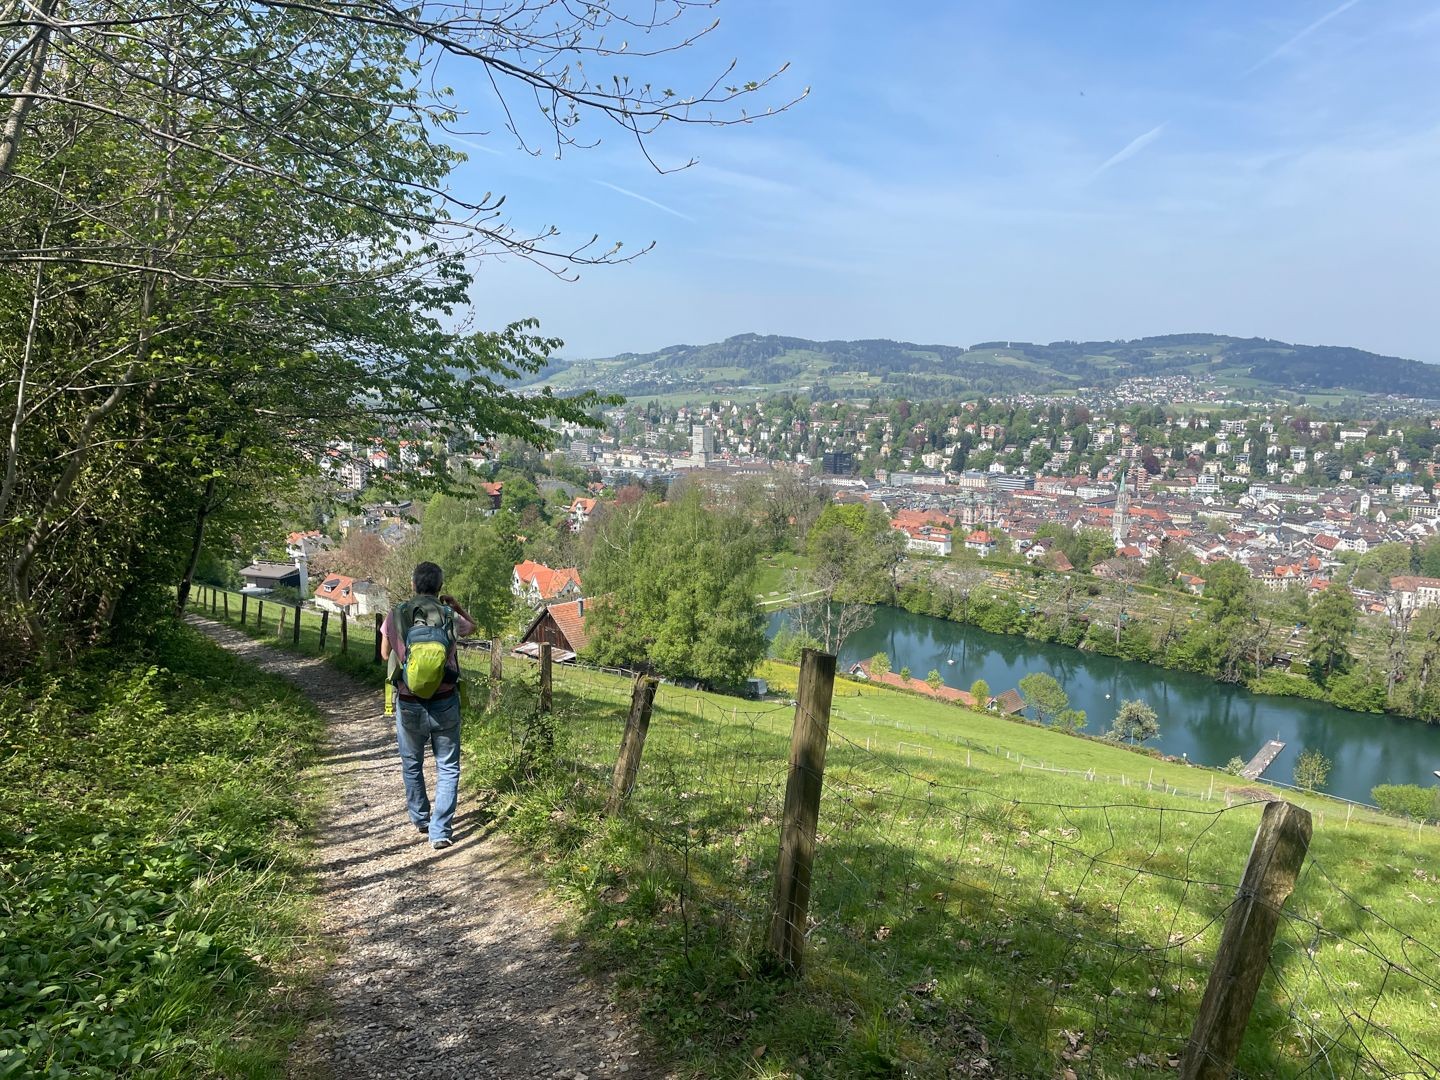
[395,596,457,699]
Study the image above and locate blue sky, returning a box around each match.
[443,1,1440,362]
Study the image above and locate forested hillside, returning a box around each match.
[531,332,1440,400]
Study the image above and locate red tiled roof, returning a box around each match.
[546,597,591,652]
[514,560,582,599]
[315,573,365,606]
[854,661,975,705]
[891,508,952,529]
[966,531,993,544]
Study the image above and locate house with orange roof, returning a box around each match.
[963,529,996,557]
[481,481,503,514]
[569,496,598,530]
[313,573,388,617]
[891,520,952,556]
[512,560,583,605]
[517,597,592,662]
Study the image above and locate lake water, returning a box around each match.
[772,605,1440,803]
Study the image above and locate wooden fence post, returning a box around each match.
[319,610,329,652]
[257,599,264,628]
[210,587,217,614]
[373,612,383,664]
[222,591,228,620]
[607,675,659,813]
[489,640,504,710]
[340,611,348,654]
[767,648,837,974]
[539,642,553,713]
[292,604,301,646]
[276,605,286,638]
[1181,800,1313,1080]
[240,593,248,626]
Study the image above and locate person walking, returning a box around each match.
[380,562,475,849]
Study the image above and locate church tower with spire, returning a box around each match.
[1113,466,1130,549]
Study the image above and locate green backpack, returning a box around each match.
[394,596,457,699]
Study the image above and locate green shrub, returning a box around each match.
[1371,784,1440,823]
[1324,672,1387,713]
[1248,670,1325,700]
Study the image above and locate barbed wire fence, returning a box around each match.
[473,645,1438,1079]
[183,590,1439,1076]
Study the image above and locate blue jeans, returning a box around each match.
[395,694,461,843]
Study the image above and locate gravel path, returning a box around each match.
[186,616,661,1080]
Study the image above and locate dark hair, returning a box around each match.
[412,561,443,596]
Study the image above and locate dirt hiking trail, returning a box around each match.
[188,616,662,1080]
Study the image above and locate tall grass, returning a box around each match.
[0,625,324,1078]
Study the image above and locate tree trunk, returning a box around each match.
[175,475,218,616]
[0,0,56,180]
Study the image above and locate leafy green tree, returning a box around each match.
[899,667,912,681]
[1293,749,1332,792]
[1202,561,1255,619]
[1018,672,1068,725]
[1306,585,1358,683]
[969,678,991,707]
[415,495,522,637]
[582,490,766,686]
[0,0,789,673]
[1225,756,1246,776]
[1110,699,1160,744]
[925,669,944,691]
[1055,708,1087,734]
[870,653,891,676]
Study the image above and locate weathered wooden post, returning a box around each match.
[277,605,287,638]
[373,612,383,664]
[607,675,659,813]
[1181,800,1313,1080]
[767,649,837,974]
[291,604,301,645]
[319,610,329,651]
[489,640,504,711]
[240,594,248,626]
[340,611,348,653]
[222,591,228,620]
[257,599,264,628]
[539,642,553,714]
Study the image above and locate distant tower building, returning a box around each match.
[691,423,714,464]
[1113,467,1130,548]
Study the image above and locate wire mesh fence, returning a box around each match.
[184,590,1438,1077]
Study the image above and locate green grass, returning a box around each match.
[754,552,812,602]
[0,623,326,1078]
[190,591,1440,1077]
[455,660,1440,1078]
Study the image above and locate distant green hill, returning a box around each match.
[529,332,1440,401]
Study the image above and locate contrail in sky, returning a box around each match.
[1246,0,1365,73]
[1090,122,1168,179]
[593,180,696,222]
[446,134,505,157]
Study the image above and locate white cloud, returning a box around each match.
[1089,122,1168,179]
[592,180,696,222]
[1246,0,1365,73]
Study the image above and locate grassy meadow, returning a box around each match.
[0,623,325,1078]
[191,589,1440,1077]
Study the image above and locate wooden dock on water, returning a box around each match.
[1241,740,1286,780]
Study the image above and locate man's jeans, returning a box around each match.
[395,693,461,843]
